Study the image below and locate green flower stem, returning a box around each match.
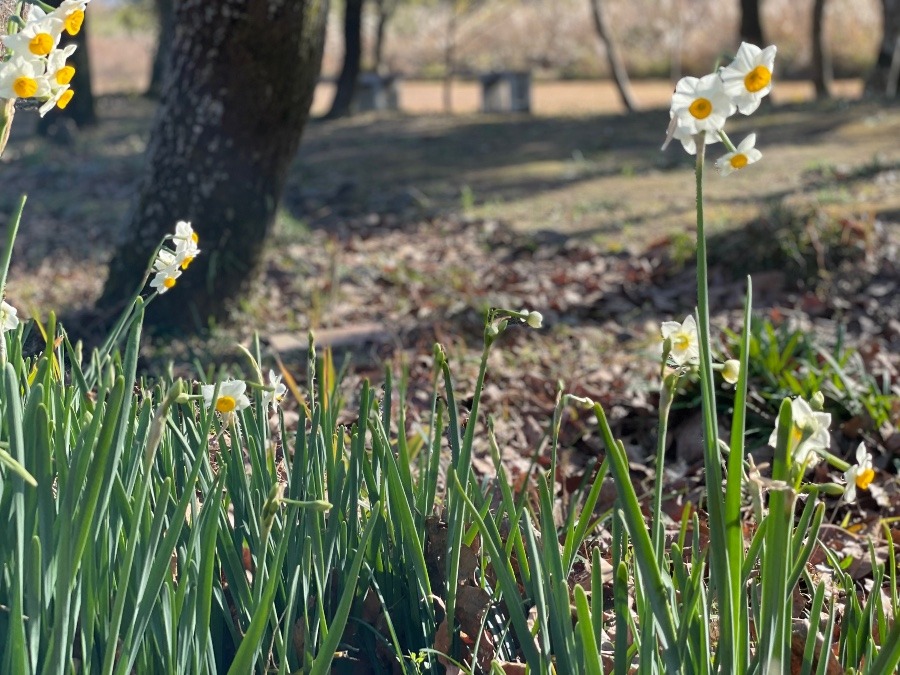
[652,372,678,560]
[0,194,26,366]
[0,99,15,161]
[24,0,54,13]
[816,448,852,472]
[694,132,737,669]
[716,129,737,153]
[0,194,26,302]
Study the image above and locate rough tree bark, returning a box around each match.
[739,0,765,46]
[146,0,175,98]
[97,0,329,332]
[811,0,832,99]
[588,0,638,113]
[326,0,363,119]
[866,0,900,95]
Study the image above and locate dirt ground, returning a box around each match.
[1,48,898,500]
[310,78,865,116]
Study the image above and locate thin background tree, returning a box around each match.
[811,0,832,99]
[588,0,638,113]
[326,0,364,119]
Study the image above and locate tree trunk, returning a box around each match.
[146,0,175,98]
[372,0,394,74]
[739,0,765,46]
[326,0,364,119]
[97,0,329,332]
[36,0,96,132]
[811,0,832,99]
[588,0,638,113]
[443,4,457,113]
[866,0,900,95]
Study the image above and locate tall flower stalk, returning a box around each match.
[637,41,779,670]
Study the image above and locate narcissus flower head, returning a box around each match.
[46,44,77,87]
[663,113,723,155]
[201,379,251,420]
[843,442,875,503]
[150,266,181,293]
[38,85,74,116]
[0,301,19,333]
[2,11,64,59]
[0,56,50,100]
[715,133,762,176]
[769,397,832,470]
[172,221,200,270]
[720,42,777,115]
[661,315,699,367]
[670,73,736,137]
[262,369,287,411]
[48,0,92,36]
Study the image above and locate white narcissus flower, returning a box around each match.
[172,221,200,270]
[47,0,92,36]
[150,267,180,294]
[38,85,74,116]
[0,56,51,100]
[670,73,736,137]
[262,369,287,411]
[0,301,19,333]
[150,248,181,293]
[843,442,874,503]
[715,134,763,176]
[38,44,77,116]
[663,113,722,155]
[661,315,699,367]
[768,397,832,469]
[201,379,251,419]
[153,248,178,271]
[45,44,77,87]
[3,11,64,58]
[173,220,198,247]
[720,42,777,115]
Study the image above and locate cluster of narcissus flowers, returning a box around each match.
[201,371,288,424]
[0,0,92,116]
[660,315,739,384]
[769,394,875,503]
[664,42,776,175]
[662,320,878,503]
[149,220,201,294]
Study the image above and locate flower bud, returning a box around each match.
[810,391,825,411]
[812,482,846,497]
[722,359,741,384]
[526,311,543,329]
[565,394,595,408]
